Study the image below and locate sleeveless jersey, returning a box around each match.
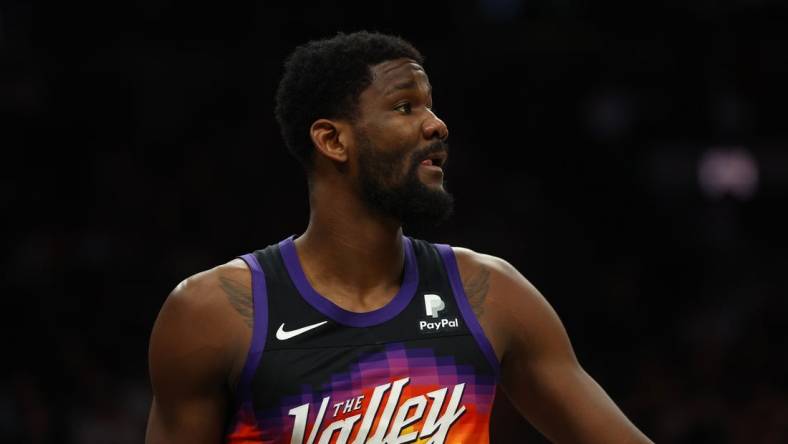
[225,236,500,444]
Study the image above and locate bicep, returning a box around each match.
[493,264,651,443]
[502,350,641,443]
[146,283,233,444]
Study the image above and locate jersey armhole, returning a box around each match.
[435,244,501,382]
[234,253,269,404]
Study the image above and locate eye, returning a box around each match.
[394,102,412,114]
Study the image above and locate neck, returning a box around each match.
[293,179,406,310]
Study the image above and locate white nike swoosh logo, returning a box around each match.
[275,321,328,340]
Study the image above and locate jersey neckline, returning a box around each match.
[278,235,419,327]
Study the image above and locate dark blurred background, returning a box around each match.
[3,0,787,442]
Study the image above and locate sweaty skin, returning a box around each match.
[146,58,653,443]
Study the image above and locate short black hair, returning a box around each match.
[275,31,424,170]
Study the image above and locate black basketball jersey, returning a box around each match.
[225,236,499,444]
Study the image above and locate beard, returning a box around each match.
[356,131,454,229]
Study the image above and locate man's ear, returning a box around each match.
[310,119,351,163]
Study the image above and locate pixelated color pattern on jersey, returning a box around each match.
[226,343,495,443]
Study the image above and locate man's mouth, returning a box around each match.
[419,151,448,168]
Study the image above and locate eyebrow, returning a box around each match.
[384,80,432,96]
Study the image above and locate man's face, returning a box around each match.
[351,58,453,228]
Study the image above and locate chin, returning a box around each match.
[424,182,446,192]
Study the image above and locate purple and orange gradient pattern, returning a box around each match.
[225,343,496,443]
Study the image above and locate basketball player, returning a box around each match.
[146,32,652,443]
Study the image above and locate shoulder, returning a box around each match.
[451,246,514,277]
[179,259,252,318]
[172,258,251,299]
[448,246,556,360]
[161,259,252,328]
[149,259,253,387]
[450,246,536,301]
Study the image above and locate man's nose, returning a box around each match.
[422,112,449,141]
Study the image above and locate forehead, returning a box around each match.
[364,58,431,98]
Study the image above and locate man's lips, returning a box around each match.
[418,159,444,176]
[418,150,448,167]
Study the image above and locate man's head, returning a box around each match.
[275,31,453,227]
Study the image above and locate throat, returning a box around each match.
[293,229,409,313]
[318,283,402,313]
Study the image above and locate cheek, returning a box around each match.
[382,150,416,186]
[360,121,420,176]
[369,118,419,149]
[384,150,414,182]
[395,146,418,175]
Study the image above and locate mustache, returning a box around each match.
[412,140,450,165]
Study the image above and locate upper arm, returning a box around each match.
[454,249,652,444]
[146,264,251,443]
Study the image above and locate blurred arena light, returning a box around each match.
[698,147,759,200]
